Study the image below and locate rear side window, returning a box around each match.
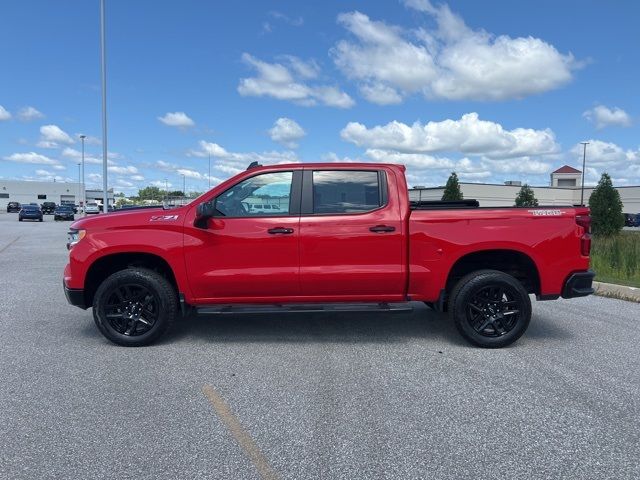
[312,171,383,214]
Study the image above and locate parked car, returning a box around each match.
[64,162,594,348]
[624,213,638,227]
[84,202,100,214]
[19,205,43,222]
[40,201,57,214]
[6,201,21,213]
[54,205,75,221]
[634,214,640,227]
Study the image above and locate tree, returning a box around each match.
[588,172,624,236]
[138,186,164,202]
[514,184,539,207]
[442,172,463,201]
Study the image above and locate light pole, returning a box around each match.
[164,178,168,204]
[100,0,109,213]
[208,152,211,189]
[182,174,186,204]
[580,141,589,206]
[77,163,81,204]
[79,134,86,214]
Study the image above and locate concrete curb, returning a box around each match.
[593,281,640,303]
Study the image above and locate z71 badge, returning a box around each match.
[149,214,179,221]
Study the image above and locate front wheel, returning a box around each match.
[449,270,531,348]
[92,268,178,346]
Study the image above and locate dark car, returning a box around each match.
[19,205,43,222]
[41,201,57,214]
[6,201,21,213]
[54,205,75,221]
[624,213,638,227]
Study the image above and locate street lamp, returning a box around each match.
[208,152,211,189]
[580,142,589,206]
[77,163,81,204]
[182,174,186,203]
[164,178,168,204]
[79,134,86,214]
[100,0,109,213]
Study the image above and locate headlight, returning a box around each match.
[67,229,86,250]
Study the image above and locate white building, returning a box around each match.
[409,166,640,213]
[0,180,114,210]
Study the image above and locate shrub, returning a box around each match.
[588,173,624,236]
[442,172,463,201]
[514,184,539,207]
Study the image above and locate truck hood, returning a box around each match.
[70,206,187,231]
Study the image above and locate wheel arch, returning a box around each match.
[445,249,541,296]
[83,252,179,308]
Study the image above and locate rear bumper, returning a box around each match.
[63,280,87,309]
[562,270,595,299]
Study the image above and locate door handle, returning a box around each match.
[369,225,395,233]
[268,227,294,234]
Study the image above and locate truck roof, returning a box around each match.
[249,162,405,171]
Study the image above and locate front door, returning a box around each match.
[184,170,301,302]
[298,169,405,300]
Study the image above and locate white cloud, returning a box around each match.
[38,124,75,148]
[158,111,195,128]
[570,140,640,186]
[332,3,578,104]
[17,106,44,121]
[238,53,355,108]
[0,105,12,121]
[2,152,60,165]
[108,165,139,175]
[61,147,117,165]
[188,140,299,176]
[268,117,306,148]
[583,105,632,129]
[571,140,639,168]
[341,113,559,159]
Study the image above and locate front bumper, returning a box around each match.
[562,270,595,299]
[63,280,87,309]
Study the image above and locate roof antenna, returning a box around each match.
[247,161,262,170]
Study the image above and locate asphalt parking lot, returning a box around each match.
[0,212,638,480]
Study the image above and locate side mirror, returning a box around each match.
[195,201,216,229]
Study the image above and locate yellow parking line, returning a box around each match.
[202,384,279,480]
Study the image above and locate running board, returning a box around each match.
[196,302,413,316]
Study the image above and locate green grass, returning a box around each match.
[590,231,640,287]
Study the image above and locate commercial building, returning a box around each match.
[409,166,640,213]
[0,180,114,210]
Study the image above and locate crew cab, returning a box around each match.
[63,163,594,348]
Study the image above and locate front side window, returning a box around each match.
[216,171,293,217]
[312,170,382,214]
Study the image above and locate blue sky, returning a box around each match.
[1,0,639,194]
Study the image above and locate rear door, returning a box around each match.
[298,168,405,300]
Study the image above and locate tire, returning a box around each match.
[448,269,531,348]
[19,218,22,222]
[39,218,43,222]
[92,268,178,347]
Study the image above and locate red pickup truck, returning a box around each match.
[63,162,594,348]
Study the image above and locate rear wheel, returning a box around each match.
[92,268,178,346]
[449,269,531,348]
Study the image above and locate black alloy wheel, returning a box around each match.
[466,284,521,337]
[103,284,159,337]
[93,268,178,346]
[449,270,532,348]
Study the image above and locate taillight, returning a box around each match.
[576,215,591,256]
